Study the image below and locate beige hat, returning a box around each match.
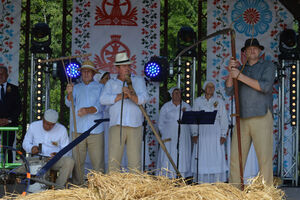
[44,109,58,123]
[80,60,97,72]
[114,52,132,66]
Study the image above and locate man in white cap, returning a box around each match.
[100,52,149,173]
[22,109,74,187]
[66,60,104,185]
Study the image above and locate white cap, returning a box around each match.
[93,70,109,82]
[44,109,58,123]
[168,87,180,96]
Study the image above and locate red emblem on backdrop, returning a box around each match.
[95,0,138,26]
[94,35,137,74]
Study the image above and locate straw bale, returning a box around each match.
[11,172,285,200]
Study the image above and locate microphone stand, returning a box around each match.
[176,100,183,178]
[120,81,126,145]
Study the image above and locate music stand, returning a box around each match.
[180,111,217,182]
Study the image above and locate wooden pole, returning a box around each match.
[230,30,244,190]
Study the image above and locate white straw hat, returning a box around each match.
[114,52,132,65]
[80,60,98,72]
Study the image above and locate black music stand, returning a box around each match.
[180,111,217,183]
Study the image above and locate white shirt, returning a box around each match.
[191,95,228,137]
[100,76,149,127]
[65,81,104,134]
[22,120,70,157]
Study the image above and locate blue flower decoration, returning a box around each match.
[270,41,278,49]
[213,35,221,42]
[213,58,221,66]
[213,10,221,17]
[231,0,272,37]
[5,29,14,37]
[0,57,3,63]
[222,41,230,48]
[6,5,15,12]
[4,54,13,62]
[279,11,287,19]
[221,69,228,76]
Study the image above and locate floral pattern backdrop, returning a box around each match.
[0,0,21,86]
[72,0,160,171]
[207,0,294,177]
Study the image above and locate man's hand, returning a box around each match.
[50,152,57,158]
[220,137,226,145]
[66,83,74,94]
[31,146,39,155]
[0,118,9,126]
[192,136,198,144]
[78,108,88,117]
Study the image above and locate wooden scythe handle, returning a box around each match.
[230,30,244,190]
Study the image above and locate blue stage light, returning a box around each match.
[144,56,168,82]
[145,62,161,78]
[66,63,81,78]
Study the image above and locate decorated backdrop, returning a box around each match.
[72,0,160,170]
[207,0,294,177]
[0,0,21,86]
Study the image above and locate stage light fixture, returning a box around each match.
[183,60,192,104]
[279,29,300,60]
[36,59,43,120]
[177,26,197,57]
[290,64,297,126]
[31,23,52,54]
[144,56,168,82]
[58,59,81,82]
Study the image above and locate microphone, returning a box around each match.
[125,74,136,95]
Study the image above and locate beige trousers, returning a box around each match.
[108,125,142,173]
[51,156,74,186]
[229,110,273,187]
[72,133,104,185]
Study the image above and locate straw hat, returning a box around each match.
[80,60,97,72]
[114,52,132,65]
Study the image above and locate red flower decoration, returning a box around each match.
[5,41,13,49]
[150,23,157,29]
[83,22,90,28]
[5,17,14,24]
[150,3,157,8]
[75,7,82,13]
[142,50,148,55]
[150,44,157,50]
[243,8,260,25]
[213,0,220,5]
[212,46,221,53]
[83,43,90,49]
[212,21,221,29]
[222,5,229,11]
[270,30,278,37]
[141,28,149,35]
[84,2,90,7]
[75,27,82,34]
[142,8,149,14]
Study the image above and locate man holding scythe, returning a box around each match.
[226,38,275,187]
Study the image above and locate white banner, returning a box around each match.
[0,0,21,86]
[207,0,294,176]
[72,0,160,170]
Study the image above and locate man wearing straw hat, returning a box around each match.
[66,60,105,185]
[23,109,74,187]
[100,52,149,173]
[226,38,275,187]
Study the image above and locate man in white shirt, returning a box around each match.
[22,109,74,187]
[100,52,149,173]
[66,60,104,185]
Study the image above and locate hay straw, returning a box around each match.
[11,172,285,200]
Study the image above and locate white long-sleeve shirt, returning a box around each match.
[100,76,149,127]
[65,81,104,134]
[22,120,70,157]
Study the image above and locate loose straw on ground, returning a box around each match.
[12,171,285,200]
